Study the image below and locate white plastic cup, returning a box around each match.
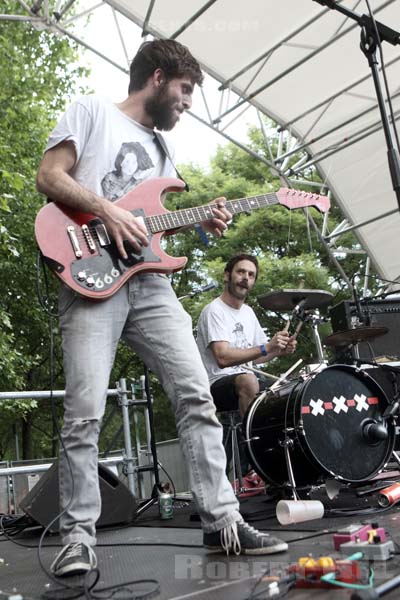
[276,499,324,525]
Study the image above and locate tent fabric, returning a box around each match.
[105,0,400,285]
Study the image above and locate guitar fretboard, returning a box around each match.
[144,193,279,233]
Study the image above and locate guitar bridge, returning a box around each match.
[82,224,96,252]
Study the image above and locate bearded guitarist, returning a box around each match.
[36,39,293,578]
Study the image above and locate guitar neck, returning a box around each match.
[145,193,279,234]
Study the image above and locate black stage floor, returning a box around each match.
[2,491,400,600]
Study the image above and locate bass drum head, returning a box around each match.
[244,365,395,486]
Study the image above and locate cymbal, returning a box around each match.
[323,326,388,347]
[258,289,333,311]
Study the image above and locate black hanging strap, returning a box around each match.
[154,130,190,191]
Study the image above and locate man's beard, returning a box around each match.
[227,279,249,300]
[144,85,179,131]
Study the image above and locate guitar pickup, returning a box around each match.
[67,225,82,258]
[91,219,111,247]
[82,224,96,253]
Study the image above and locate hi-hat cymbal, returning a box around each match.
[258,289,333,311]
[323,326,388,347]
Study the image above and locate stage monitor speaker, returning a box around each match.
[329,299,400,361]
[20,461,138,532]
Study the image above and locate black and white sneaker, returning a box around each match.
[203,520,288,556]
[50,542,97,577]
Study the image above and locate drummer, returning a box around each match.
[197,254,297,423]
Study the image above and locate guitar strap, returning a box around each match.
[153,131,190,192]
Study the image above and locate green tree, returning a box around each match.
[0,4,88,459]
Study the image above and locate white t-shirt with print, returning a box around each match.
[197,297,267,385]
[45,95,176,199]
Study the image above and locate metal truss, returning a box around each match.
[4,0,396,290]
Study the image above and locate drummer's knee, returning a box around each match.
[235,373,260,414]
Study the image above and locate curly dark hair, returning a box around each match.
[128,39,204,93]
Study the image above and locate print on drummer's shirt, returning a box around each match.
[233,322,250,349]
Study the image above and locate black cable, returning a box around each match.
[36,251,76,318]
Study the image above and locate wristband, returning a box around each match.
[259,344,268,357]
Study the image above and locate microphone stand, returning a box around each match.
[312,0,400,210]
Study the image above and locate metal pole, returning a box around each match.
[117,378,137,496]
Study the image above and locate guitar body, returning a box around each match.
[35,177,188,300]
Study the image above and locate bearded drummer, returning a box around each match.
[197,253,297,425]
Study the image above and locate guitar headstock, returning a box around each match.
[276,188,330,213]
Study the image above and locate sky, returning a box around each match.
[71,3,257,168]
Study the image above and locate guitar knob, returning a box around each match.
[77,271,86,281]
[86,276,95,287]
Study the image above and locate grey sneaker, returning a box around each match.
[50,542,97,577]
[203,520,288,556]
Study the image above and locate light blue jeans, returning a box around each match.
[58,273,241,546]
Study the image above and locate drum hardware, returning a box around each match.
[323,326,388,348]
[257,289,333,312]
[282,436,300,500]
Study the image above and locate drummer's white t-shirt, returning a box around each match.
[197,297,267,384]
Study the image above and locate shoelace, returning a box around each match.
[51,542,97,570]
[64,543,85,559]
[220,522,241,556]
[220,522,269,556]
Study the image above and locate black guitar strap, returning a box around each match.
[154,131,210,245]
[154,130,190,192]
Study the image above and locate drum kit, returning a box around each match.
[243,288,400,496]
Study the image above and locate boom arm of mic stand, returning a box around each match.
[312,0,400,208]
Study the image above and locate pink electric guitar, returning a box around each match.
[35,177,330,300]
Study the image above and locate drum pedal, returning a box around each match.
[333,523,386,550]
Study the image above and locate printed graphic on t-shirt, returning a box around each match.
[233,322,250,349]
[101,141,154,201]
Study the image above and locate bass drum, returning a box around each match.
[243,364,395,486]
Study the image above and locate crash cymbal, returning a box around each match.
[258,289,333,311]
[323,326,388,347]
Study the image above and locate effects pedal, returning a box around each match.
[333,523,386,551]
[289,556,361,588]
[340,539,394,561]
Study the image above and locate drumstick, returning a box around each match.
[283,319,291,333]
[292,320,304,339]
[269,358,303,392]
[242,365,280,380]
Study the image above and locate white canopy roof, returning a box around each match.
[3,0,400,286]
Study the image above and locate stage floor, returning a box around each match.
[2,493,400,600]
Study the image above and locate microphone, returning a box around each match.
[178,280,218,301]
[200,280,218,293]
[362,419,388,443]
[293,297,307,315]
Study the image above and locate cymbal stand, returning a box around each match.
[303,310,328,364]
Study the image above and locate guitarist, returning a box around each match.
[36,39,288,577]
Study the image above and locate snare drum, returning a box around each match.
[243,364,395,486]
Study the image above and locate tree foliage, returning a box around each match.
[0,4,88,458]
